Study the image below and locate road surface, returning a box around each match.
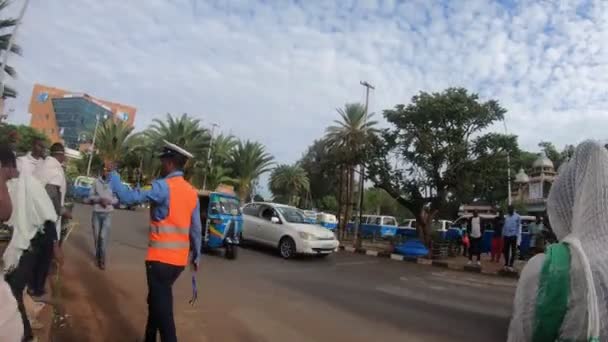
[53,205,516,341]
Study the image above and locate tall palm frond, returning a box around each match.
[269,164,309,206]
[229,140,274,201]
[0,1,22,99]
[94,119,137,165]
[144,113,210,179]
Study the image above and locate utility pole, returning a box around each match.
[503,118,512,206]
[86,113,105,177]
[354,81,374,248]
[0,0,30,102]
[202,123,219,191]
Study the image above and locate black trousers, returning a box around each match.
[144,261,184,342]
[503,236,518,267]
[28,222,56,296]
[5,249,35,341]
[469,237,482,261]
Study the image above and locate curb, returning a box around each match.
[339,246,519,278]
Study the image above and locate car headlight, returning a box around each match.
[298,232,317,240]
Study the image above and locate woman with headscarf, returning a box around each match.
[508,140,608,341]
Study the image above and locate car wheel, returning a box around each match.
[279,237,296,259]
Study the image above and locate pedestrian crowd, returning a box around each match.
[0,135,200,342]
[462,207,549,271]
[0,136,71,342]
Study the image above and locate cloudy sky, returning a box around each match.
[5,0,608,166]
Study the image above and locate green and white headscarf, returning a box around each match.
[509,141,607,342]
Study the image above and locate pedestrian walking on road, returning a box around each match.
[490,210,504,263]
[16,137,45,176]
[2,145,58,342]
[0,145,24,342]
[508,141,608,341]
[502,205,521,272]
[29,143,69,301]
[467,210,482,266]
[109,141,201,342]
[85,166,118,270]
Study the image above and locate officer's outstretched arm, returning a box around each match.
[108,171,167,205]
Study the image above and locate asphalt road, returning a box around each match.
[53,205,516,342]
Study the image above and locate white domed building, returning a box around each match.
[511,152,557,215]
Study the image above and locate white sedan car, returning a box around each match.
[241,202,340,259]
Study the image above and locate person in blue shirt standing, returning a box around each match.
[502,205,521,271]
[108,140,202,342]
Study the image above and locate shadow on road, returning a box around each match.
[53,231,141,341]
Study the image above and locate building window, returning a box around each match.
[45,114,49,120]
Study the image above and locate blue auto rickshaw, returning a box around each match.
[199,190,243,260]
[72,176,95,202]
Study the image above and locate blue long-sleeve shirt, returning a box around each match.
[108,171,202,264]
[503,213,521,238]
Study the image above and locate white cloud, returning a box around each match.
[2,0,607,171]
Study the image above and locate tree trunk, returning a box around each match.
[416,207,439,251]
[344,166,354,244]
[336,165,345,240]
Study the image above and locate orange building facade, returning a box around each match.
[29,84,136,148]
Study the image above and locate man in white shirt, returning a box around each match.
[468,210,483,266]
[16,138,45,176]
[0,144,23,342]
[28,143,68,301]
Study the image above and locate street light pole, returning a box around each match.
[354,81,374,247]
[503,118,512,206]
[0,0,31,102]
[202,123,219,191]
[86,114,103,177]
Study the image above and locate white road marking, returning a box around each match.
[335,260,379,266]
[376,285,511,318]
[390,253,404,261]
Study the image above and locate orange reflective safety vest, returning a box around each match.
[147,176,198,266]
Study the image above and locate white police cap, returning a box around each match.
[160,140,193,159]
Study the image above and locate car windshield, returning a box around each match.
[211,196,241,215]
[276,207,308,224]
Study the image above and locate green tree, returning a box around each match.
[145,113,210,179]
[318,195,338,213]
[298,139,339,206]
[192,134,238,190]
[269,164,310,206]
[367,88,508,247]
[325,103,378,241]
[0,124,48,154]
[0,0,23,99]
[94,119,137,165]
[229,140,274,201]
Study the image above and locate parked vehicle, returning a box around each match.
[348,215,399,237]
[450,214,536,255]
[72,176,95,202]
[396,219,453,238]
[241,202,339,259]
[199,190,242,259]
[317,213,337,230]
[302,210,318,224]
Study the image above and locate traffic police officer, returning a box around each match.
[109,140,201,342]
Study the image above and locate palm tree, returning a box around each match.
[94,119,137,165]
[0,0,23,99]
[145,113,210,179]
[192,134,239,189]
[269,164,309,206]
[324,103,378,240]
[229,140,274,201]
